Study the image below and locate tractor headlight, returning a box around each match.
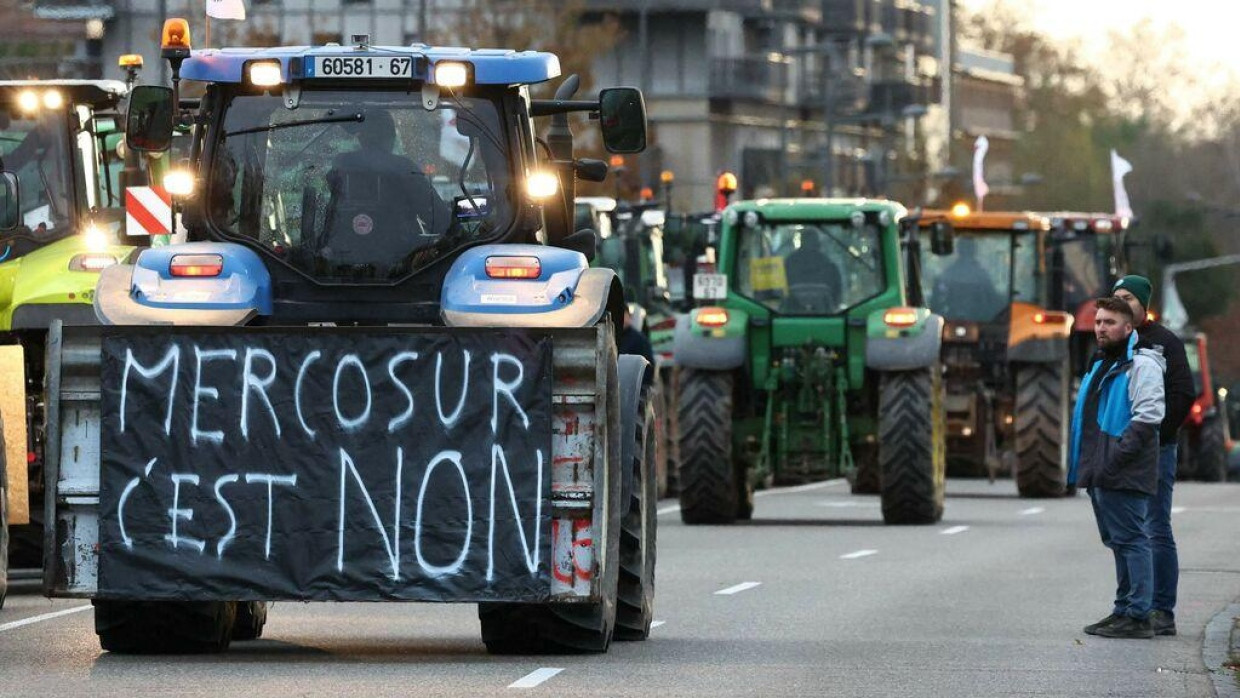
[83,223,108,252]
[18,90,39,112]
[247,61,283,87]
[526,171,559,199]
[163,169,195,197]
[434,61,470,89]
[42,90,64,109]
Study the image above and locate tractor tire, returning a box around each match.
[1196,415,1227,483]
[616,395,657,641]
[478,348,622,654]
[662,366,682,498]
[677,369,738,524]
[232,601,268,641]
[849,443,881,495]
[1013,361,1069,498]
[878,367,946,525]
[651,382,669,500]
[94,600,237,654]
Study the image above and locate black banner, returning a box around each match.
[97,328,553,602]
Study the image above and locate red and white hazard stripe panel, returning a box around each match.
[125,186,172,236]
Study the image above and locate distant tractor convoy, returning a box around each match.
[2,18,1231,653]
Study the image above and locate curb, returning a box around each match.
[1203,602,1240,698]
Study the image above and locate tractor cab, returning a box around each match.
[0,81,145,278]
[117,25,647,325]
[1041,212,1132,376]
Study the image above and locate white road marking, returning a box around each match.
[509,668,564,689]
[1019,507,1045,516]
[650,620,666,628]
[940,525,970,535]
[715,581,762,595]
[754,478,846,498]
[1170,506,1186,514]
[815,500,879,508]
[0,604,92,633]
[839,549,879,560]
[657,478,847,517]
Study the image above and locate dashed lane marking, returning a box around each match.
[0,604,92,633]
[509,668,564,689]
[715,582,762,596]
[650,620,666,628]
[1171,506,1186,514]
[940,525,969,535]
[657,478,847,517]
[839,549,879,560]
[1019,507,1045,516]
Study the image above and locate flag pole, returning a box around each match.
[205,0,211,48]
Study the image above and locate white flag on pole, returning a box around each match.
[972,135,989,209]
[439,108,473,164]
[1111,149,1134,219]
[206,0,246,21]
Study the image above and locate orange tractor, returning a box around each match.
[917,207,1073,497]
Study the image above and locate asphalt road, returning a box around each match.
[2,478,1238,697]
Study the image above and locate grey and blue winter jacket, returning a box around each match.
[1068,330,1166,495]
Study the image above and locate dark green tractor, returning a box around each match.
[672,199,954,525]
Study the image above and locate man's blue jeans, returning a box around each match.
[1150,443,1179,616]
[1089,487,1153,620]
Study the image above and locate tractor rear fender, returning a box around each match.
[617,355,650,513]
[442,245,624,330]
[1007,302,1071,363]
[94,242,271,326]
[865,307,944,371]
[671,307,748,371]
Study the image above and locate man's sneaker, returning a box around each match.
[1095,616,1155,639]
[1150,610,1177,636]
[1083,613,1121,635]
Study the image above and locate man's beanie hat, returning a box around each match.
[1112,275,1153,311]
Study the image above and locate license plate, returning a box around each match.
[306,56,414,79]
[693,273,728,300]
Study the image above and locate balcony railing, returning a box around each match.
[709,55,791,104]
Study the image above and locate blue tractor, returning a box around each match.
[29,20,656,655]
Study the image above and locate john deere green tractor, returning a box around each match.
[672,199,953,525]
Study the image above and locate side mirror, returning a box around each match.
[574,158,609,183]
[126,85,175,152]
[0,172,19,231]
[599,87,647,154]
[930,220,954,256]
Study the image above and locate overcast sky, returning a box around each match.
[958,0,1239,76]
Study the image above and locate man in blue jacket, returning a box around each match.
[1069,297,1166,639]
[1112,275,1196,636]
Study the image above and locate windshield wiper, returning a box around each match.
[224,112,363,139]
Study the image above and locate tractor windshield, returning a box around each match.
[0,109,79,240]
[1056,234,1116,311]
[919,232,1038,322]
[734,221,886,315]
[209,89,511,282]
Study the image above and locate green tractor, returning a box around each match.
[672,199,953,525]
[577,196,682,496]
